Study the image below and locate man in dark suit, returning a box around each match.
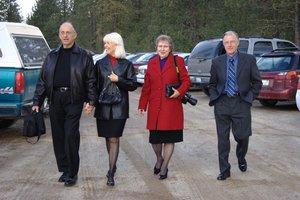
[209,31,262,180]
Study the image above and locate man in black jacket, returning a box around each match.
[32,22,97,186]
[209,31,262,181]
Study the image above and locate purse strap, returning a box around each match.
[173,55,181,83]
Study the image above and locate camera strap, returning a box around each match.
[173,55,181,83]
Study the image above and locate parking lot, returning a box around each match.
[0,88,299,200]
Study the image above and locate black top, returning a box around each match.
[53,46,73,87]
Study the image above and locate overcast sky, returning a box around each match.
[17,0,36,19]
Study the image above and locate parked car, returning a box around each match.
[296,78,300,111]
[0,22,50,128]
[188,37,298,95]
[256,48,300,106]
[126,52,145,62]
[136,53,190,84]
[132,52,156,74]
[92,52,105,64]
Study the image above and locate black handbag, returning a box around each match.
[98,82,122,104]
[23,111,46,144]
[165,82,180,97]
[165,56,197,106]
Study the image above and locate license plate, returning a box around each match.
[262,79,269,86]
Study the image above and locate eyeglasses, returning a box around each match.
[157,45,170,49]
[59,31,75,36]
[223,41,238,46]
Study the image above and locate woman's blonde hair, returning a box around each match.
[103,32,126,59]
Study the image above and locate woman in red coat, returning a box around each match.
[138,35,191,180]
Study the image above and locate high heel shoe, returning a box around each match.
[153,166,161,175]
[106,165,117,178]
[153,159,164,175]
[159,169,168,180]
[106,171,115,186]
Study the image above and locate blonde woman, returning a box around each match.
[94,32,137,186]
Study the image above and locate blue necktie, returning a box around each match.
[227,58,236,97]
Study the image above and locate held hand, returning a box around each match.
[32,106,39,112]
[108,71,118,82]
[138,109,145,116]
[84,103,94,115]
[169,88,180,98]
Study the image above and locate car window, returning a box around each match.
[136,53,155,62]
[238,40,249,53]
[184,56,189,65]
[0,48,2,57]
[257,55,294,71]
[190,40,221,59]
[13,36,50,67]
[126,53,145,62]
[277,41,296,48]
[253,41,273,57]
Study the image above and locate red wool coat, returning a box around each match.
[138,53,191,130]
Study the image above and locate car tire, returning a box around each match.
[0,119,16,129]
[259,99,278,106]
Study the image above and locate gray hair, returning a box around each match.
[223,31,239,41]
[155,35,174,51]
[59,22,76,33]
[103,32,126,59]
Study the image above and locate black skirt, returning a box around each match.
[149,130,183,144]
[96,118,126,138]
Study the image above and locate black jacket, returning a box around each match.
[209,52,262,106]
[33,43,97,107]
[94,55,137,120]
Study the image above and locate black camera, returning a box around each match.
[181,93,198,106]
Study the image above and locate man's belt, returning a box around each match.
[54,87,70,92]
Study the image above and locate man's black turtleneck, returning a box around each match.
[53,45,73,88]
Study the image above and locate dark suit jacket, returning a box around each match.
[208,52,262,106]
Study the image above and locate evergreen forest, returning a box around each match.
[1,0,300,53]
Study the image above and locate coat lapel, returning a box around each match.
[151,56,161,74]
[218,55,227,79]
[103,55,113,71]
[236,53,244,77]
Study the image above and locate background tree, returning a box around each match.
[27,0,62,48]
[11,0,299,52]
[294,0,300,46]
[0,0,22,22]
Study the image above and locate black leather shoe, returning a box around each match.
[107,171,115,186]
[239,162,247,172]
[217,171,230,180]
[106,165,117,178]
[58,172,67,182]
[159,169,168,180]
[64,175,78,187]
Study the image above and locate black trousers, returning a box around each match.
[214,95,251,174]
[49,90,83,177]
